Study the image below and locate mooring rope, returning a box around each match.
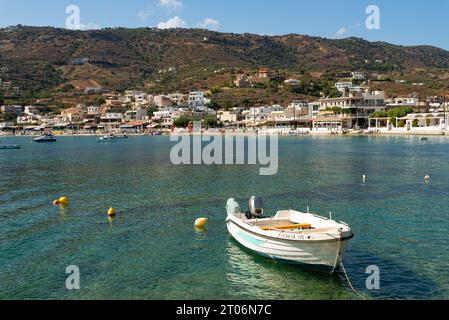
[339,260,367,300]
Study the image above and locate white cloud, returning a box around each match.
[335,26,349,39]
[79,22,101,31]
[137,9,152,21]
[159,0,183,11]
[198,18,220,31]
[157,16,186,29]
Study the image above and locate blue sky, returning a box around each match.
[1,0,449,49]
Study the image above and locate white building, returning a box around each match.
[284,79,301,86]
[167,93,187,105]
[125,108,147,121]
[39,116,56,127]
[17,114,41,125]
[335,82,362,93]
[351,72,365,80]
[125,91,148,103]
[87,106,100,115]
[244,105,284,124]
[308,102,321,118]
[153,107,184,124]
[192,106,216,117]
[318,91,386,128]
[100,113,123,123]
[218,110,241,124]
[188,91,206,108]
[24,106,39,115]
[387,97,419,108]
[286,100,310,118]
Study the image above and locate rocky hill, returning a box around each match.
[1,25,449,104]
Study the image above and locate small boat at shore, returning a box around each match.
[34,134,57,143]
[98,135,117,143]
[226,197,353,271]
[112,134,128,139]
[0,144,21,150]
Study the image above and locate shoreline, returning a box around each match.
[1,131,448,138]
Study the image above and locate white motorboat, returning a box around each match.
[226,197,353,271]
[97,135,117,143]
[33,134,57,143]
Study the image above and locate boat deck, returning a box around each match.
[246,218,343,235]
[248,219,296,228]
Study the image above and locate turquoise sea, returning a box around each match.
[0,135,448,300]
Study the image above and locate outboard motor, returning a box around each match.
[247,196,264,219]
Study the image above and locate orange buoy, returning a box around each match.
[195,218,209,228]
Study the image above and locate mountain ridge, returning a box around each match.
[1,25,449,102]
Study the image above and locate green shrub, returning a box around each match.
[370,111,388,118]
[387,107,414,118]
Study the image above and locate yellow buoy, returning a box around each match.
[58,196,69,206]
[195,218,208,228]
[108,207,117,217]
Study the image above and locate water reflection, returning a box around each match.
[225,239,354,300]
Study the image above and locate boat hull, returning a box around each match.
[98,138,117,143]
[227,218,351,268]
[34,138,56,143]
[0,145,21,150]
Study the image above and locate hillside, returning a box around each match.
[1,25,449,106]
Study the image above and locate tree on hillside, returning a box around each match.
[147,106,159,117]
[203,115,220,129]
[96,97,106,106]
[173,116,191,128]
[0,111,18,123]
[210,86,221,94]
[321,82,341,98]
[206,101,220,110]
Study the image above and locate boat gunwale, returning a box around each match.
[227,217,354,244]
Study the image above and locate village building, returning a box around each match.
[154,95,173,108]
[234,74,253,88]
[61,107,85,123]
[100,113,124,131]
[315,91,386,129]
[258,67,270,79]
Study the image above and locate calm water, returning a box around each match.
[0,135,448,300]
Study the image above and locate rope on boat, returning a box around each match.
[331,230,343,273]
[339,260,367,300]
[332,230,366,300]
